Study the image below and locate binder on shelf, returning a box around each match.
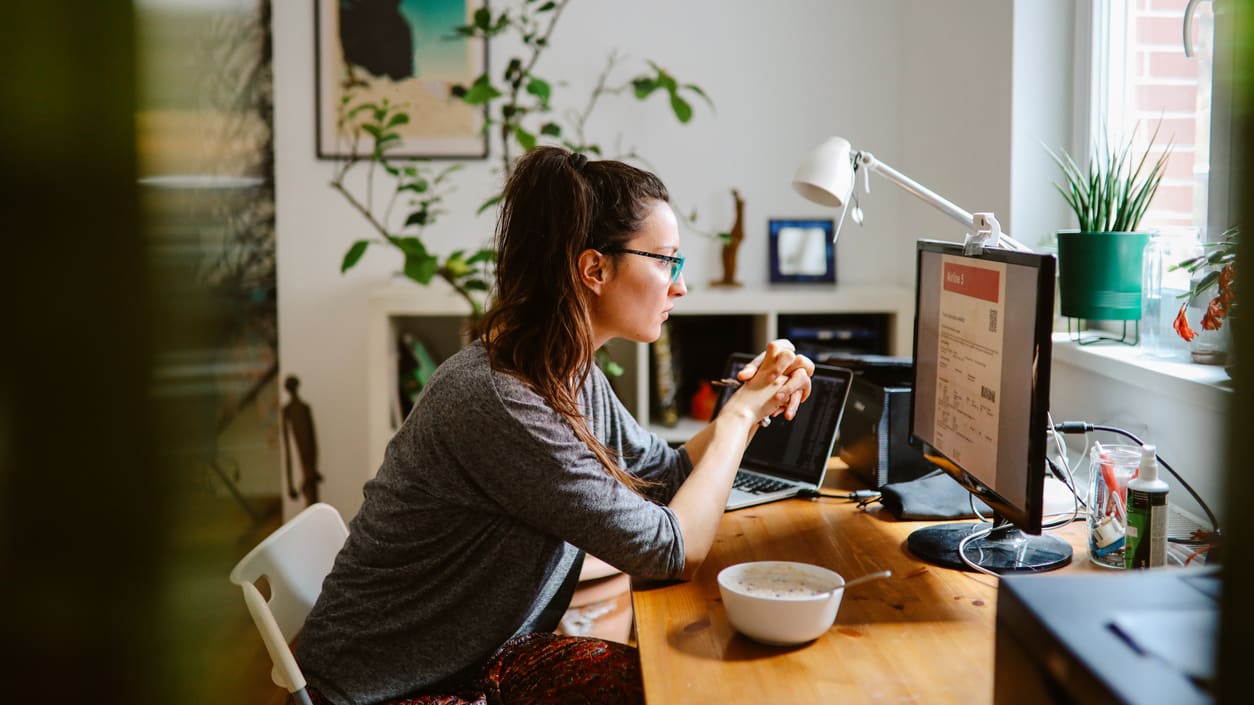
[782,317,886,358]
[651,322,680,427]
[396,332,438,426]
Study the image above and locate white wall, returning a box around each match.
[895,1,1014,265]
[272,0,912,517]
[1011,0,1080,249]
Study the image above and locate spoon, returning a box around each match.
[840,569,892,591]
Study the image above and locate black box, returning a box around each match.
[819,353,934,488]
[995,568,1217,705]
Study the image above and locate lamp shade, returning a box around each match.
[792,136,854,208]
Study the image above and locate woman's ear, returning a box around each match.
[577,249,609,293]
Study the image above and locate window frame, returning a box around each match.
[1081,0,1238,242]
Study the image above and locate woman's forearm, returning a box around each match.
[669,410,757,579]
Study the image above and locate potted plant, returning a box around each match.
[1172,225,1239,364]
[1047,122,1173,324]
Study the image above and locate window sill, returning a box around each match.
[1050,333,1232,412]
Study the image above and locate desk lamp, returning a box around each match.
[794,136,1072,575]
[791,136,1033,254]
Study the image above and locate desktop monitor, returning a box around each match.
[907,240,1072,573]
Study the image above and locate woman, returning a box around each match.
[296,147,814,705]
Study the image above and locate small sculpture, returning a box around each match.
[711,189,745,288]
[282,375,323,507]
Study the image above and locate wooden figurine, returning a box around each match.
[282,375,324,506]
[711,189,745,287]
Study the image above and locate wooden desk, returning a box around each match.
[631,483,1091,704]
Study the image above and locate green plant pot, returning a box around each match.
[1056,231,1151,321]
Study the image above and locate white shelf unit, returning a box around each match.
[367,280,915,469]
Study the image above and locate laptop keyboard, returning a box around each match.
[733,471,792,495]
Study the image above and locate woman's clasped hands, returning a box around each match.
[728,339,815,429]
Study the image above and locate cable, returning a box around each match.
[1051,421,1221,538]
[956,524,1000,577]
[796,488,880,501]
[1046,411,1075,482]
[1039,412,1084,530]
[1046,456,1088,511]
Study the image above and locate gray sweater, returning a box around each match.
[296,342,691,705]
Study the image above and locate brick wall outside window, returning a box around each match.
[1121,0,1214,232]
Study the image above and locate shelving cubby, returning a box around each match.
[367,280,914,468]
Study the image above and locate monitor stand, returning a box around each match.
[907,517,1072,574]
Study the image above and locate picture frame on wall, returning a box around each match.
[315,0,489,159]
[768,218,836,284]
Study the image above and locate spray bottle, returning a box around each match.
[1125,444,1169,568]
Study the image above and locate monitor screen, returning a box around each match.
[907,240,1071,573]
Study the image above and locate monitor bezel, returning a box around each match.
[908,239,1056,535]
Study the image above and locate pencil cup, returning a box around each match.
[1087,444,1141,569]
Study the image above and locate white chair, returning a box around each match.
[230,502,348,705]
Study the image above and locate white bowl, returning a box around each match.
[717,561,845,646]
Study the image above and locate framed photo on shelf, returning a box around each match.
[315,0,489,159]
[768,218,836,284]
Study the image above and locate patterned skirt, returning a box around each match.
[308,631,643,705]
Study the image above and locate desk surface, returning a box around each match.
[630,477,1091,705]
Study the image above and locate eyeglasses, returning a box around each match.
[602,248,686,283]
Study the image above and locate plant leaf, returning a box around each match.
[477,194,503,215]
[683,83,715,110]
[473,7,491,30]
[391,236,428,257]
[669,93,693,123]
[525,77,552,102]
[434,163,464,183]
[461,75,501,105]
[341,240,369,272]
[467,249,496,265]
[444,254,471,277]
[632,77,659,99]
[513,125,537,151]
[404,252,439,284]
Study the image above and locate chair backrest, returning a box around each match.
[230,502,348,696]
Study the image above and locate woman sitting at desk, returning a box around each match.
[295,147,815,705]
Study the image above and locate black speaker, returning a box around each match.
[820,354,934,488]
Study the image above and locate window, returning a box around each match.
[1089,0,1235,239]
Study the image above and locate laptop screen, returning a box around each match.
[712,353,854,485]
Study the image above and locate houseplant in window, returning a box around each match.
[1173,225,1239,365]
[1047,121,1172,338]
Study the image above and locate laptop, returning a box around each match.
[712,352,855,511]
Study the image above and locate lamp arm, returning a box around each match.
[856,151,1033,252]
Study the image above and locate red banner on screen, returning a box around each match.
[942,262,1000,303]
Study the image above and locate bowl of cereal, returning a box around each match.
[717,561,889,646]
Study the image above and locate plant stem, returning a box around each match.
[568,50,625,148]
[499,0,570,175]
[439,268,481,316]
[329,178,392,241]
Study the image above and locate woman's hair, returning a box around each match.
[473,146,669,493]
